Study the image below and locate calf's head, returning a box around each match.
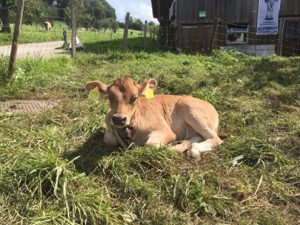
[85,77,157,128]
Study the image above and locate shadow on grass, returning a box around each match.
[83,37,161,54]
[65,129,119,174]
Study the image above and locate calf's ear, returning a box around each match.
[140,79,157,96]
[85,81,108,95]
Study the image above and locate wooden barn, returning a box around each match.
[151,0,300,56]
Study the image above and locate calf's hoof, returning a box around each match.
[186,148,201,161]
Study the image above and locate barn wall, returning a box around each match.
[152,0,300,55]
[280,0,300,16]
[175,0,258,53]
[176,0,254,24]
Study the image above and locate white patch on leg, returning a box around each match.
[190,142,213,153]
[186,141,214,160]
[186,148,201,160]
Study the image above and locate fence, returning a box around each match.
[0,1,160,82]
[158,17,300,56]
[211,18,300,57]
[0,26,159,57]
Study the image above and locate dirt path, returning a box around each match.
[0,41,70,58]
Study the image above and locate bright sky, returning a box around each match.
[106,0,158,24]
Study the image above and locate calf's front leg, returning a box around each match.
[145,130,176,148]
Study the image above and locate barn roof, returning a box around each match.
[151,0,173,20]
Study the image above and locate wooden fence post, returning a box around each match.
[123,12,130,53]
[209,18,219,54]
[278,18,285,56]
[144,20,148,51]
[7,0,25,84]
[71,0,77,58]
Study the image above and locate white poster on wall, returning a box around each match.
[257,0,281,35]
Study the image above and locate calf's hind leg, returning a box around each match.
[187,137,223,160]
[184,111,223,160]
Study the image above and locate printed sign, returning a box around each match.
[257,0,281,35]
[198,11,206,18]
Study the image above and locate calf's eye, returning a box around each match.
[130,96,138,104]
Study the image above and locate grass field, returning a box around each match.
[0,41,299,224]
[0,22,159,53]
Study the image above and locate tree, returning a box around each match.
[47,0,69,8]
[128,17,144,31]
[0,0,117,33]
[132,18,143,30]
[0,0,13,33]
[148,21,155,27]
[1,0,50,32]
[110,19,119,32]
[64,0,116,29]
[99,18,111,32]
[23,0,48,25]
[147,21,159,39]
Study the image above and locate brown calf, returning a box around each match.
[85,77,223,160]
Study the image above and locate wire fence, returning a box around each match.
[0,8,160,59]
[2,4,299,58]
[212,18,300,56]
[1,25,160,57]
[158,18,300,56]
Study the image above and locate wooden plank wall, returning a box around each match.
[158,0,300,55]
[280,0,300,16]
[173,0,300,24]
[177,0,254,24]
[179,25,212,53]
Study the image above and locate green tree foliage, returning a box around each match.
[0,0,12,33]
[23,0,48,25]
[100,18,119,32]
[130,18,143,30]
[123,16,156,31]
[0,0,116,32]
[47,0,69,8]
[64,0,116,29]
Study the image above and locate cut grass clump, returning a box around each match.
[0,150,120,224]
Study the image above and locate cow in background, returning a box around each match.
[44,21,52,31]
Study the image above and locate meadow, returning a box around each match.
[0,22,159,53]
[0,27,300,224]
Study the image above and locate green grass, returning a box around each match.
[0,22,66,45]
[0,22,159,53]
[0,50,299,224]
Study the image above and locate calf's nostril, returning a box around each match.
[112,115,127,125]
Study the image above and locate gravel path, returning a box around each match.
[0,41,70,58]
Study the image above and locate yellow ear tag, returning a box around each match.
[88,87,100,101]
[144,88,154,99]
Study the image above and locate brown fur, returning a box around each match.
[85,77,224,160]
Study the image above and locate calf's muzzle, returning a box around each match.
[112,114,127,126]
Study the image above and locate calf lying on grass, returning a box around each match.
[85,76,224,160]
